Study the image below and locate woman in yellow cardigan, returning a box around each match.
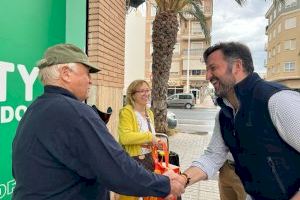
[118,80,157,200]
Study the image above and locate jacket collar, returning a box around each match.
[234,72,261,99]
[216,97,225,107]
[44,85,78,100]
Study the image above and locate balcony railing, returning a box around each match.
[183,48,205,56]
[181,32,206,40]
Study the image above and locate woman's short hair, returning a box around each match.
[126,80,150,106]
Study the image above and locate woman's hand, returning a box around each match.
[141,136,159,149]
[152,136,160,145]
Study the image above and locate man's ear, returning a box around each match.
[232,59,243,76]
[60,64,72,82]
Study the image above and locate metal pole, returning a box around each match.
[187,19,191,93]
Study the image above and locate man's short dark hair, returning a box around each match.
[203,42,254,74]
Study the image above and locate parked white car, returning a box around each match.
[167,93,195,109]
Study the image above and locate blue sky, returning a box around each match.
[212,0,272,72]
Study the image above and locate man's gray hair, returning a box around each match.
[38,63,77,85]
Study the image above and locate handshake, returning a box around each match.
[163,170,190,199]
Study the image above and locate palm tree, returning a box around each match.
[150,0,285,134]
[150,0,220,134]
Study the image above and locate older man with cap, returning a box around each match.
[12,44,186,200]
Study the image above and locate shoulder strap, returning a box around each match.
[145,109,153,133]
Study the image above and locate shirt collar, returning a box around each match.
[44,85,78,100]
[223,98,234,108]
[217,97,233,108]
[217,96,238,115]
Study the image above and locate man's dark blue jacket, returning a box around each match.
[12,85,170,200]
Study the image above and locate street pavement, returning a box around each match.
[168,99,220,200]
[169,132,220,200]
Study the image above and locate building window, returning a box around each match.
[277,43,281,53]
[284,39,296,50]
[191,22,203,34]
[191,42,203,49]
[285,0,297,8]
[173,43,180,54]
[285,17,296,29]
[272,66,277,74]
[170,62,180,74]
[284,62,295,72]
[182,70,189,75]
[178,20,181,34]
[182,70,206,75]
[277,23,281,33]
[191,70,206,75]
[272,47,276,56]
[191,70,200,75]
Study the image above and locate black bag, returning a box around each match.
[158,150,180,167]
[91,105,112,124]
[155,133,180,167]
[169,151,180,166]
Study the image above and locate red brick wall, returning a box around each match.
[88,0,125,88]
[87,0,126,140]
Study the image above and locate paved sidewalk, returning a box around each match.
[194,95,219,109]
[169,132,220,200]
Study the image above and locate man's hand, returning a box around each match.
[163,170,186,199]
[291,191,300,200]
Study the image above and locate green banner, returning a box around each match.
[0,0,86,199]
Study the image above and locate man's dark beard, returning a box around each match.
[214,64,235,98]
[215,82,234,98]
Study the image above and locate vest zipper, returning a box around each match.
[267,157,286,195]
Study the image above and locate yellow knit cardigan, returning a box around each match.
[118,104,154,156]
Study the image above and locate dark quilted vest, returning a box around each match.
[219,73,300,200]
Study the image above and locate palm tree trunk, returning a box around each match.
[151,11,178,134]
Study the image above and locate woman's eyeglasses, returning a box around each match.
[135,89,151,94]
